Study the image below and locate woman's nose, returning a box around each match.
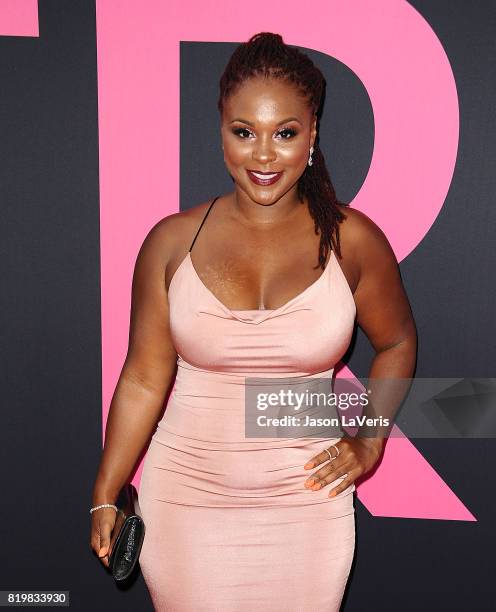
[252,135,276,164]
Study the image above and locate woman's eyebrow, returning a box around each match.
[229,117,302,126]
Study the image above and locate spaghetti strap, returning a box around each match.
[189,196,220,253]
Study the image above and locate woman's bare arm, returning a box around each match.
[304,208,418,494]
[91,216,179,506]
[350,207,418,438]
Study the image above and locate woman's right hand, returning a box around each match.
[90,507,117,569]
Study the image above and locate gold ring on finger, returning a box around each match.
[325,444,339,461]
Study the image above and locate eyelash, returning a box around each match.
[231,127,298,140]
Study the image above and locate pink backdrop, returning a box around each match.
[0,0,469,521]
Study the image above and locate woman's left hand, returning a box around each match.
[303,437,384,497]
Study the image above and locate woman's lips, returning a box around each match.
[246,169,283,186]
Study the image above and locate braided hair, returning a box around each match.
[218,32,348,270]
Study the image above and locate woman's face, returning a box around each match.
[221,76,317,206]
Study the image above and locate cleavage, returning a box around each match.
[190,250,327,311]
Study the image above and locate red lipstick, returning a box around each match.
[246,169,283,186]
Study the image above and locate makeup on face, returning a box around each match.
[221,77,316,201]
[246,169,284,186]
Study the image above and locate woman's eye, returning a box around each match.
[277,128,298,139]
[232,128,253,139]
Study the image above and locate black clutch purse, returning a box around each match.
[108,483,146,582]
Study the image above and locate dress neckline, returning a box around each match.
[185,250,333,316]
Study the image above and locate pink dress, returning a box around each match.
[138,197,357,611]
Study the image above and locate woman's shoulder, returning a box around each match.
[336,204,392,250]
[335,203,398,268]
[138,198,220,265]
[151,198,217,236]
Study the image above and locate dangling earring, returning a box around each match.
[308,146,314,167]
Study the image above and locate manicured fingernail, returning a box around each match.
[305,479,315,488]
[312,483,321,490]
[328,490,337,497]
[304,462,313,469]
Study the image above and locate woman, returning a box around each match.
[90,32,417,610]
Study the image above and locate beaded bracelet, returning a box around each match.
[90,503,118,514]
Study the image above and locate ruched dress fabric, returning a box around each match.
[138,214,357,611]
